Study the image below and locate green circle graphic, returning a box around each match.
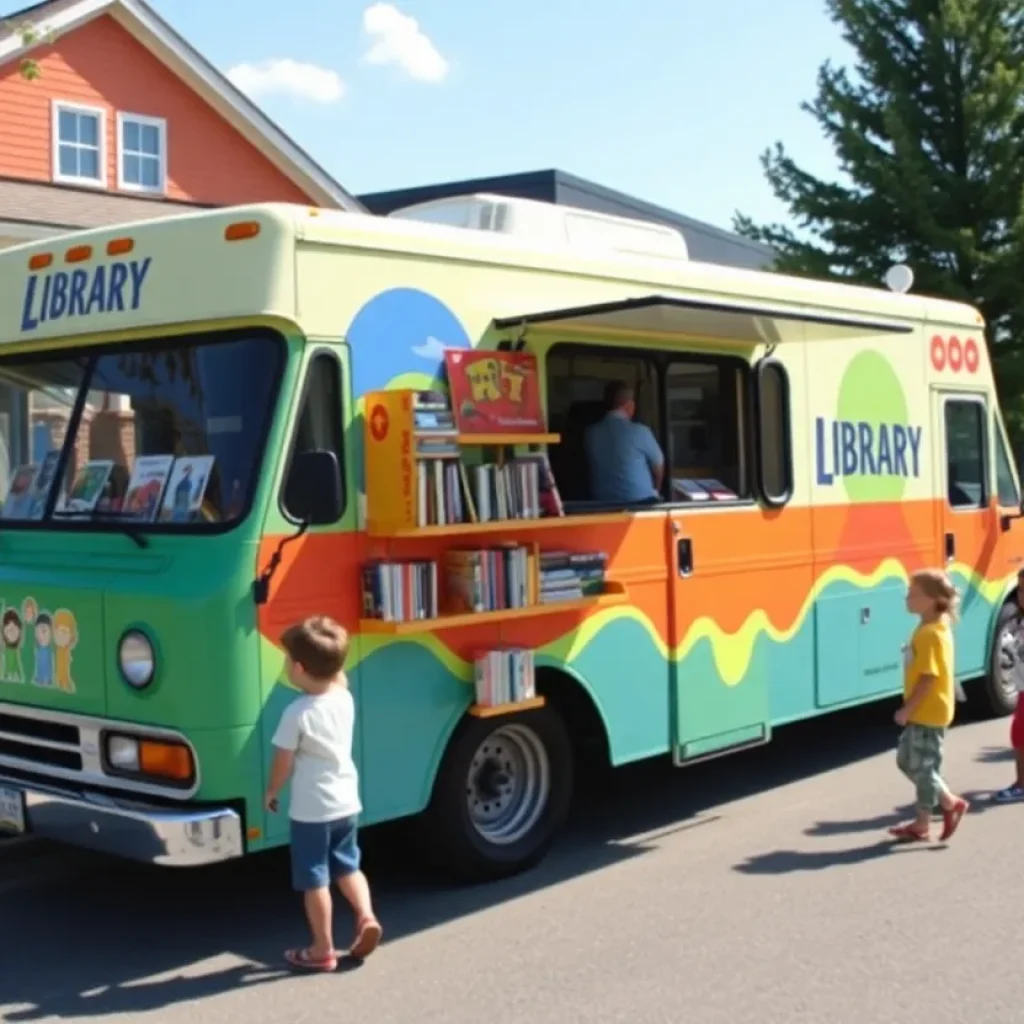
[834,350,910,502]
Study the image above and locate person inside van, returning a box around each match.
[584,380,664,505]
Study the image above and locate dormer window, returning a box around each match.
[52,101,106,187]
[117,113,167,194]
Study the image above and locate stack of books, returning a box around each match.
[413,390,458,459]
[474,648,536,707]
[538,550,608,603]
[361,559,439,621]
[444,545,535,613]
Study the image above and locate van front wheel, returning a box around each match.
[425,706,573,882]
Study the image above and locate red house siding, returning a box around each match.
[0,14,313,206]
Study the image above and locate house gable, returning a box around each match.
[0,0,361,210]
[0,14,315,205]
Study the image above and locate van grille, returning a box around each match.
[0,708,84,772]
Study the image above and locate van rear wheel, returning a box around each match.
[425,705,573,882]
[978,602,1020,717]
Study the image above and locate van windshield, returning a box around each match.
[0,328,283,529]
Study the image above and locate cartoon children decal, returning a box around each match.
[53,609,78,693]
[0,599,80,694]
[32,611,54,687]
[1,607,24,684]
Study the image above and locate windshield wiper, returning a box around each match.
[51,509,150,549]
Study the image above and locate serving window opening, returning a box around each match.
[545,342,761,511]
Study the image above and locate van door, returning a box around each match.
[666,355,774,762]
[257,341,361,845]
[933,390,997,677]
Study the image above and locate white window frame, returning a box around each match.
[51,100,107,188]
[116,112,167,195]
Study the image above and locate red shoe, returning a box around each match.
[939,798,969,842]
[888,823,930,842]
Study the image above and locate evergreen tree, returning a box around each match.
[735,0,1024,442]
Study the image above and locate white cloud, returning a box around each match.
[361,3,449,84]
[412,336,447,359]
[226,59,346,105]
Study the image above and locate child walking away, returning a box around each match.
[265,615,382,971]
[993,569,1024,803]
[889,569,970,843]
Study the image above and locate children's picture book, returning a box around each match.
[123,455,174,522]
[2,463,38,519]
[22,450,61,520]
[672,478,711,501]
[60,459,114,514]
[160,455,215,523]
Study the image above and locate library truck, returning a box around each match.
[0,198,1020,880]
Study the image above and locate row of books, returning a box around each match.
[360,560,439,622]
[416,456,558,527]
[474,648,536,707]
[539,550,608,604]
[446,546,533,613]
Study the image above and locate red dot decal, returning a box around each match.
[964,337,979,374]
[930,335,946,371]
[369,403,389,442]
[947,335,963,372]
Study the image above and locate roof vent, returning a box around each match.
[388,193,688,260]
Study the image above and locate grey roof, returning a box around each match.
[0,176,208,230]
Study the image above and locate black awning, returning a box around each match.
[493,294,913,346]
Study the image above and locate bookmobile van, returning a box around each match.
[0,199,1020,880]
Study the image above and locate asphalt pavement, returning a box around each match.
[1,698,1020,1024]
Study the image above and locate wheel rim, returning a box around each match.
[466,723,551,846]
[996,624,1018,703]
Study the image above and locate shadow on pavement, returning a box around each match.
[803,806,914,837]
[0,701,952,1019]
[732,839,927,874]
[975,745,1014,764]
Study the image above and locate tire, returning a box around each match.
[977,601,1021,718]
[423,705,573,883]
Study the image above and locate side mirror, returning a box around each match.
[285,449,342,526]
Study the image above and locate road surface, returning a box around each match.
[1,701,1020,1024]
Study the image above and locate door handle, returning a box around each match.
[945,531,955,562]
[677,538,694,577]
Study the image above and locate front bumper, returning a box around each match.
[0,774,244,866]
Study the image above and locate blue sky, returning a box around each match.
[16,0,853,233]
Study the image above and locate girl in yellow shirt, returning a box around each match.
[889,569,969,843]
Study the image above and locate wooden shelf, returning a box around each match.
[456,432,560,446]
[358,584,628,635]
[469,696,546,718]
[368,512,630,539]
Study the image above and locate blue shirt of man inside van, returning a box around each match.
[584,381,665,504]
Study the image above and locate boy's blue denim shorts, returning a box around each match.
[289,815,361,892]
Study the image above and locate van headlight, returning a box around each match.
[118,630,155,689]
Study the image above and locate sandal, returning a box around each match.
[349,917,383,960]
[939,798,969,842]
[285,947,338,972]
[888,823,930,842]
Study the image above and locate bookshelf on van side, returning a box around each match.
[363,387,562,537]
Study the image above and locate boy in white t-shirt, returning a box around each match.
[265,615,382,971]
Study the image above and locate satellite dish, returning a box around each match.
[884,264,914,294]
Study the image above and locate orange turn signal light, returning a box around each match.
[107,237,134,256]
[139,740,193,782]
[28,252,53,270]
